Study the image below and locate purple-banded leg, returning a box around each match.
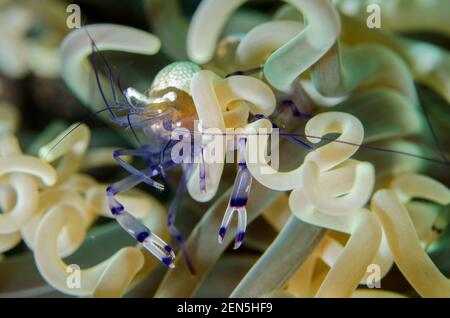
[199,146,207,193]
[107,173,175,268]
[112,148,165,191]
[218,138,252,249]
[167,162,196,274]
[158,139,177,179]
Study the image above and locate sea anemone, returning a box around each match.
[0,0,448,299]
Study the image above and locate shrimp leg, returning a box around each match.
[106,172,175,268]
[166,162,197,274]
[112,147,165,191]
[218,138,252,249]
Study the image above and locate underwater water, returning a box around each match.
[0,0,449,300]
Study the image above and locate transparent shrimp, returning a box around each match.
[103,60,202,270]
[68,26,204,270]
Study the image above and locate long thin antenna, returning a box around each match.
[192,131,450,167]
[417,94,448,163]
[85,28,117,118]
[42,106,126,160]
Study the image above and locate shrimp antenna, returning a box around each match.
[167,162,196,275]
[254,114,449,167]
[194,130,449,167]
[279,132,450,167]
[86,27,143,147]
[417,93,449,163]
[116,73,143,147]
[126,112,142,146]
[41,106,126,160]
[84,27,119,119]
[44,27,143,158]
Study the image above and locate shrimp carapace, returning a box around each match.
[123,61,201,141]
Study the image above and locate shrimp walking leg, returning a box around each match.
[106,172,175,268]
[112,147,165,191]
